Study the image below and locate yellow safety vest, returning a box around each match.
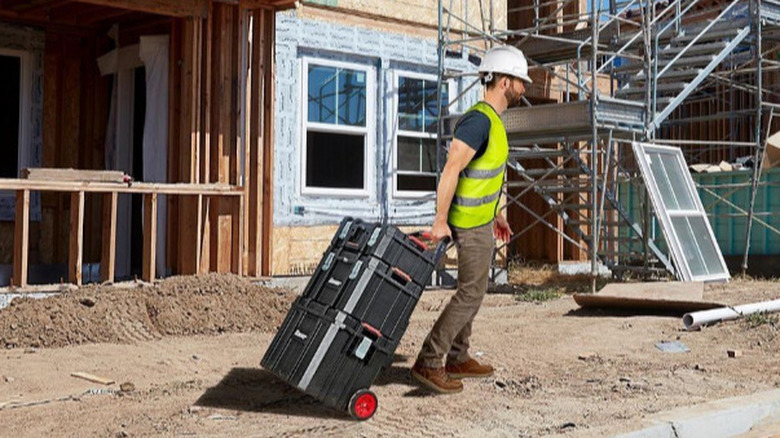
[448,102,508,229]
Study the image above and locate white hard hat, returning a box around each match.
[478,45,533,84]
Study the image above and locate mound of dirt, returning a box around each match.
[0,274,296,349]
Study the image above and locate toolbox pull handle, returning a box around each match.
[361,322,382,339]
[432,236,451,264]
[391,267,412,285]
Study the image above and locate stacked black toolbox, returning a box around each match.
[261,218,447,420]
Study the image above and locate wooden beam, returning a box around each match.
[176,17,203,275]
[12,189,30,287]
[69,191,85,286]
[74,0,207,17]
[246,9,260,276]
[260,8,275,276]
[142,192,158,282]
[196,194,204,274]
[75,7,133,25]
[232,195,243,275]
[0,179,244,195]
[101,192,118,283]
[22,168,125,183]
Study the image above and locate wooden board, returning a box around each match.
[259,8,275,276]
[101,192,118,283]
[573,282,724,313]
[13,190,30,287]
[68,192,85,286]
[22,168,125,183]
[70,371,115,386]
[142,193,158,282]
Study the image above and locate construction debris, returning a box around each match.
[683,299,780,330]
[655,341,690,353]
[71,372,115,386]
[764,131,780,169]
[573,282,723,313]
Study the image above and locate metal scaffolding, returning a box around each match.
[437,0,780,285]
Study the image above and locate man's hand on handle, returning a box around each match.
[494,214,512,243]
[431,217,452,244]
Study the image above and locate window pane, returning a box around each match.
[308,65,337,124]
[647,151,679,210]
[398,77,423,132]
[397,77,448,134]
[398,175,437,191]
[337,69,366,126]
[398,137,421,171]
[306,131,364,189]
[671,216,707,277]
[308,64,366,126]
[0,55,20,178]
[398,137,437,172]
[425,83,447,134]
[688,216,725,277]
[661,153,695,210]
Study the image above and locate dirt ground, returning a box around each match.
[1,273,780,437]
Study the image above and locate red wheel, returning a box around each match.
[348,389,377,421]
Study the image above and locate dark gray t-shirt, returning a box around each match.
[453,104,496,160]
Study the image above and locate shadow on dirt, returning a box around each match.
[196,359,426,417]
[195,367,347,419]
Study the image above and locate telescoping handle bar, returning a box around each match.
[432,236,451,264]
[409,230,451,264]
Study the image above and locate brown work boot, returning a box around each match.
[445,358,494,378]
[411,361,464,394]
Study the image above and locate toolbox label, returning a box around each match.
[367,228,382,247]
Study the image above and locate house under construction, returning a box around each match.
[437,0,780,281]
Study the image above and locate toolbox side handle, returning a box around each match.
[408,235,427,251]
[391,267,412,284]
[361,322,383,339]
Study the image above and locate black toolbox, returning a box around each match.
[261,218,448,420]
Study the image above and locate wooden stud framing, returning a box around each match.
[13,189,30,287]
[259,8,275,276]
[247,8,264,276]
[101,192,118,283]
[142,192,158,281]
[177,16,204,275]
[69,191,85,286]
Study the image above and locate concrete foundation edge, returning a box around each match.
[614,389,780,438]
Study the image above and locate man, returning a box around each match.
[411,45,531,394]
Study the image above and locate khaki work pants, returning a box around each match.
[417,221,494,368]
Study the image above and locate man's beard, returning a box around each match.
[505,87,523,107]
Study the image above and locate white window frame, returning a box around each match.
[632,142,730,283]
[0,48,32,178]
[300,57,375,197]
[392,71,453,199]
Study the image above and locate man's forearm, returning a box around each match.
[435,165,460,223]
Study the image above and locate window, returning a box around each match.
[302,59,374,195]
[0,50,29,179]
[632,142,730,282]
[394,73,449,196]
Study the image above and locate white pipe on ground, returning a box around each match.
[683,299,780,330]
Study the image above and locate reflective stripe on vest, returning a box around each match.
[448,102,509,229]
